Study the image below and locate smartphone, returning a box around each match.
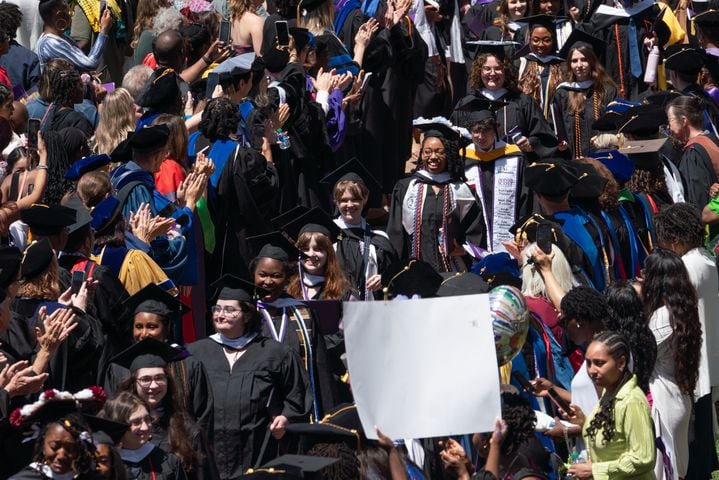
[205,72,221,98]
[548,388,572,414]
[71,270,85,295]
[536,223,553,255]
[100,0,107,13]
[512,371,535,394]
[275,20,290,46]
[360,72,373,91]
[27,119,41,149]
[507,125,523,144]
[219,20,232,44]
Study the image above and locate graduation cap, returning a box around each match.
[297,0,329,16]
[239,466,303,479]
[263,44,290,73]
[664,44,704,75]
[381,259,443,299]
[130,124,170,154]
[642,90,682,107]
[210,274,271,302]
[136,67,181,110]
[62,196,93,234]
[465,40,519,60]
[213,52,256,74]
[64,154,112,181]
[21,238,55,280]
[591,111,622,132]
[606,98,641,114]
[110,337,181,373]
[437,272,490,296]
[262,454,340,479]
[524,159,579,197]
[471,252,521,280]
[557,29,606,60]
[271,206,311,229]
[616,104,666,138]
[84,415,129,445]
[570,162,609,199]
[110,135,134,164]
[21,203,76,236]
[587,150,634,183]
[693,8,719,27]
[0,245,22,288]
[22,399,82,427]
[619,138,668,170]
[515,14,565,32]
[412,117,472,148]
[248,231,301,262]
[290,27,315,52]
[319,158,382,193]
[282,208,344,243]
[90,195,122,235]
[453,96,509,125]
[122,282,190,320]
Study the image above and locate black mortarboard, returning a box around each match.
[122,283,189,319]
[263,44,290,73]
[110,134,134,163]
[282,208,343,242]
[453,96,508,125]
[63,196,93,234]
[263,455,339,479]
[210,274,270,302]
[289,27,314,52]
[558,29,606,60]
[413,118,472,148]
[21,203,76,236]
[382,259,443,299]
[693,9,719,28]
[319,158,382,192]
[271,206,311,229]
[137,67,181,110]
[616,104,666,138]
[64,154,112,181]
[619,138,668,170]
[240,466,303,479]
[23,399,81,427]
[465,40,519,60]
[516,14,564,32]
[85,415,129,445]
[591,111,622,132]
[21,238,55,280]
[297,0,329,15]
[437,272,490,296]
[570,163,608,199]
[130,124,170,154]
[664,44,704,75]
[110,337,181,372]
[513,468,550,480]
[524,159,579,196]
[0,245,22,288]
[90,195,122,235]
[247,231,301,262]
[642,90,682,107]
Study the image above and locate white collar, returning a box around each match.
[209,332,257,350]
[334,217,366,230]
[302,273,326,287]
[416,169,452,183]
[480,88,508,100]
[557,80,594,90]
[119,442,155,463]
[28,463,76,480]
[526,52,563,64]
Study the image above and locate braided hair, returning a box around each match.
[32,413,96,478]
[416,135,466,182]
[499,392,536,455]
[307,442,360,479]
[0,2,22,39]
[48,68,82,107]
[41,130,75,205]
[584,330,633,444]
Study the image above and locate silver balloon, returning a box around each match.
[489,285,530,366]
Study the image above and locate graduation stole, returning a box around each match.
[72,0,122,34]
[464,143,522,252]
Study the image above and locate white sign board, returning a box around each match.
[344,294,501,440]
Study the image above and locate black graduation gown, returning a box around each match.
[678,134,719,209]
[44,107,94,137]
[150,412,219,480]
[386,173,486,272]
[121,445,187,480]
[186,336,310,480]
[103,350,215,435]
[259,301,338,417]
[551,83,618,158]
[334,224,399,299]
[452,91,559,158]
[1,298,104,391]
[9,465,95,480]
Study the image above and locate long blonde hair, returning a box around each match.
[520,242,575,298]
[93,88,136,155]
[297,0,334,35]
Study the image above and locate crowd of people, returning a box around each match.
[1,0,719,477]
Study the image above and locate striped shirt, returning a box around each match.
[36,32,107,71]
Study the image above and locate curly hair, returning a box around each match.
[653,202,704,250]
[287,231,351,300]
[48,68,82,107]
[563,46,617,116]
[33,413,96,478]
[499,392,536,456]
[469,53,519,93]
[17,254,60,299]
[641,249,701,395]
[584,330,633,444]
[559,286,608,330]
[0,2,22,39]
[604,281,657,393]
[119,367,200,472]
[307,442,361,479]
[41,130,75,205]
[520,61,564,103]
[575,157,619,211]
[415,135,466,182]
[199,97,241,142]
[625,168,669,199]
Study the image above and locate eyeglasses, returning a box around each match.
[128,415,153,428]
[211,305,250,315]
[136,374,167,387]
[421,149,446,157]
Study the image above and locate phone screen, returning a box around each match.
[548,388,572,413]
[536,223,553,255]
[71,271,85,295]
[512,371,535,393]
[27,119,41,149]
[275,21,290,46]
[219,20,232,44]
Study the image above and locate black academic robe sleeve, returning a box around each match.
[386,177,413,263]
[678,144,718,210]
[122,446,188,480]
[176,356,215,437]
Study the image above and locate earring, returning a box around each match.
[55,19,68,31]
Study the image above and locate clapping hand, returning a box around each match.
[35,306,78,354]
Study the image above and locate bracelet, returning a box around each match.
[36,165,48,170]
[202,55,212,65]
